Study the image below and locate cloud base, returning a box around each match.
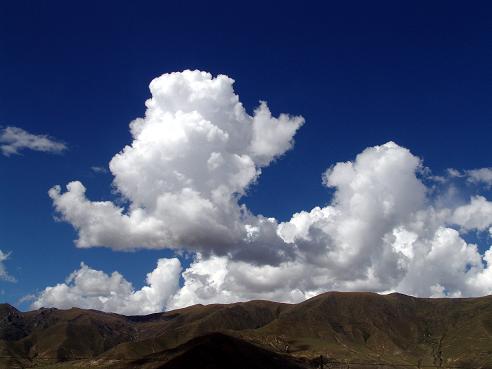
[36,70,492,314]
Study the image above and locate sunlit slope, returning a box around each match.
[1,292,492,368]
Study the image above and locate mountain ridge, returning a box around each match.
[1,292,492,368]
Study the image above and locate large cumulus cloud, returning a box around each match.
[49,70,303,264]
[38,70,492,314]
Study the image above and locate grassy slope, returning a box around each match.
[1,292,492,368]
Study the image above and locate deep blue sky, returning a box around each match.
[1,1,491,308]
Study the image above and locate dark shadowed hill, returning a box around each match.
[131,332,305,369]
[1,292,492,368]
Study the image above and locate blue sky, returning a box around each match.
[1,1,492,312]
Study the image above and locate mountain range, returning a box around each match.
[1,292,492,368]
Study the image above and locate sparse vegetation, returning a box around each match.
[1,292,492,368]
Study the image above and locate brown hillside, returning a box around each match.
[1,292,492,368]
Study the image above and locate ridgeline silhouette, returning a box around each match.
[1,292,491,368]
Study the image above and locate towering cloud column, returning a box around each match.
[49,70,304,264]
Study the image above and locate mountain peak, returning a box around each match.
[0,303,18,316]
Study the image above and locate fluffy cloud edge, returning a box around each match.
[48,70,303,265]
[36,140,492,314]
[32,258,181,315]
[37,70,492,313]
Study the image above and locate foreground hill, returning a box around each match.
[1,292,492,368]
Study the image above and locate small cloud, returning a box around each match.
[446,167,492,188]
[447,168,463,178]
[0,250,16,283]
[465,168,492,187]
[0,126,67,156]
[91,166,108,174]
[17,294,36,305]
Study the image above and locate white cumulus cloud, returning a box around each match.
[451,196,492,231]
[49,70,303,264]
[36,70,492,313]
[0,126,66,156]
[39,142,492,312]
[33,258,181,315]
